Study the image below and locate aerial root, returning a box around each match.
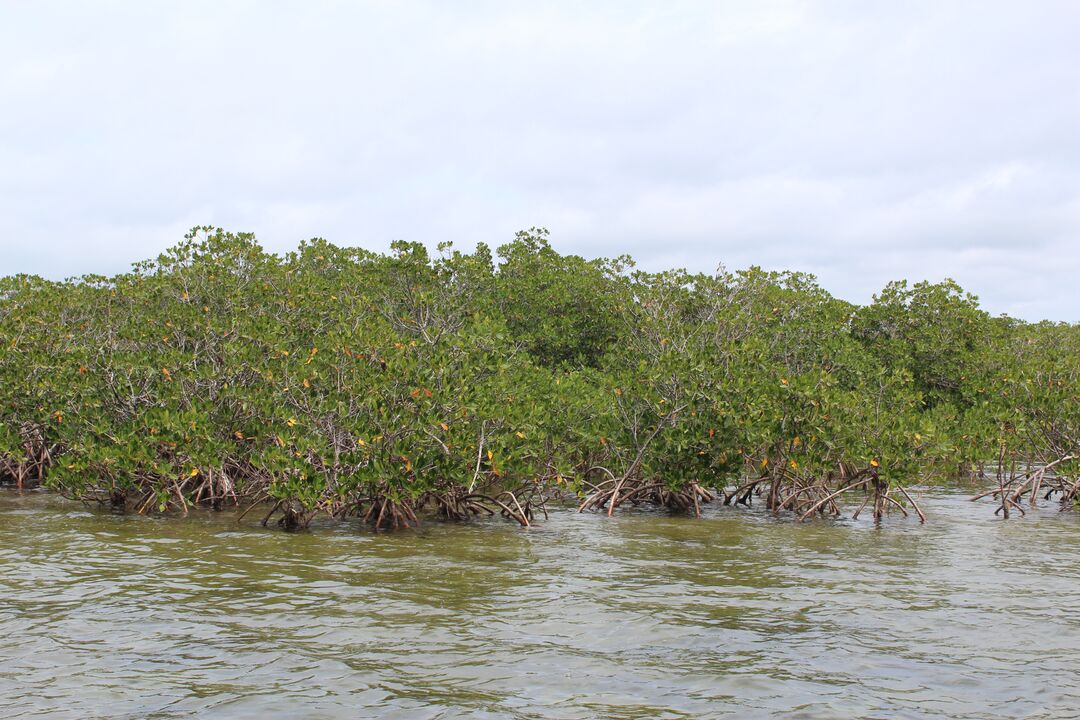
[0,423,55,489]
[578,476,715,517]
[796,477,872,522]
[417,483,548,527]
[970,455,1077,516]
[427,489,494,521]
[724,477,764,507]
[361,496,419,530]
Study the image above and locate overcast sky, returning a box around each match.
[2,1,1078,320]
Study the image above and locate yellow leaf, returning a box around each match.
[515,431,525,439]
[487,450,493,461]
[440,423,449,431]
[303,378,311,388]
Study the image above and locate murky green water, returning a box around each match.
[2,489,1078,719]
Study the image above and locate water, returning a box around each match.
[2,489,1078,719]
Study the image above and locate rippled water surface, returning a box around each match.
[2,489,1079,719]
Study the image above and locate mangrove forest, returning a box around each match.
[2,227,1077,529]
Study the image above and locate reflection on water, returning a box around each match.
[2,489,1079,719]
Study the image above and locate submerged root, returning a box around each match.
[278,501,314,531]
[0,458,35,489]
[649,482,714,517]
[418,481,550,528]
[423,487,495,521]
[794,475,872,521]
[1060,477,1080,511]
[731,465,928,524]
[253,499,315,531]
[971,454,1077,516]
[578,474,715,517]
[65,464,267,517]
[361,495,419,530]
[0,424,55,489]
[724,476,765,507]
[497,483,550,525]
[497,485,550,526]
[461,489,536,527]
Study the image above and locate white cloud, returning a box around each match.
[1,0,1077,319]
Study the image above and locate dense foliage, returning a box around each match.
[2,228,1077,527]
